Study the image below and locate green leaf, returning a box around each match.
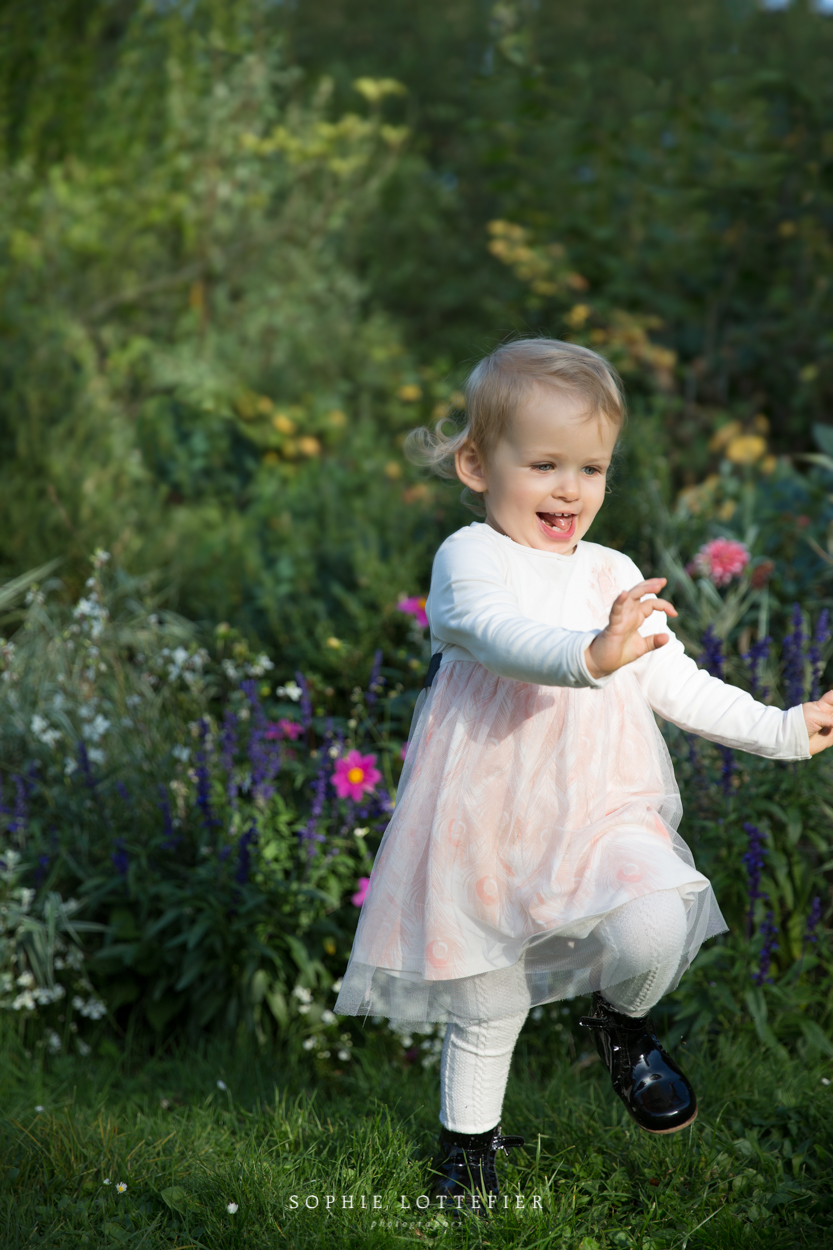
[159,1185,188,1213]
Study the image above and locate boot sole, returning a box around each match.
[636,1106,698,1135]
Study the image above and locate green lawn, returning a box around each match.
[0,1026,831,1249]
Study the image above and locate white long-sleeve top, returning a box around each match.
[425,522,809,760]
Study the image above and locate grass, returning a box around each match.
[0,1026,832,1249]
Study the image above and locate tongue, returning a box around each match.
[541,513,573,533]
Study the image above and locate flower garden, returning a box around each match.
[4,0,833,1245]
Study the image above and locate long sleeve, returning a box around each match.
[627,606,809,761]
[426,533,609,688]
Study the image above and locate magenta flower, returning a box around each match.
[332,750,382,801]
[398,595,428,629]
[265,719,304,741]
[691,538,750,588]
[351,876,371,907]
[400,742,408,761]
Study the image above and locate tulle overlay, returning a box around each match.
[334,661,727,1026]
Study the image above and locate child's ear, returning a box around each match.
[454,441,488,494]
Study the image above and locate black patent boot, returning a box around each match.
[579,992,697,1134]
[428,1124,525,1215]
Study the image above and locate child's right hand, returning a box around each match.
[585,579,678,680]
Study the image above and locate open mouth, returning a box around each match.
[537,512,577,539]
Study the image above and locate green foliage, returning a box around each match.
[1,1030,833,1245]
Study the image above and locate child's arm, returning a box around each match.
[588,572,833,760]
[428,531,641,688]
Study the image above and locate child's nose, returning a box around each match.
[551,471,581,500]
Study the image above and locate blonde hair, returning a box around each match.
[405,337,626,481]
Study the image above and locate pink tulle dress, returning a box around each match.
[334,524,808,1027]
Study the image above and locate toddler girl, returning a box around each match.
[334,339,833,1211]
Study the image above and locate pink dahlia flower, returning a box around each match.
[692,538,751,588]
[351,876,371,907]
[398,595,428,629]
[332,750,382,801]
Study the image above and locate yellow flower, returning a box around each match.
[708,421,741,453]
[725,434,767,465]
[761,455,778,474]
[565,303,591,328]
[327,409,347,428]
[353,77,406,103]
[272,413,296,435]
[256,395,274,416]
[326,637,342,650]
[719,500,737,521]
[384,461,403,480]
[397,384,422,402]
[298,436,321,457]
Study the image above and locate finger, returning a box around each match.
[627,579,667,599]
[640,597,678,619]
[648,633,669,650]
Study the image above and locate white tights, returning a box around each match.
[439,890,688,1134]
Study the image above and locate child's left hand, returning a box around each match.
[803,691,833,755]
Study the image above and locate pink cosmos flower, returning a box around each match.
[691,538,751,588]
[400,742,408,761]
[398,595,428,629]
[351,876,371,907]
[265,719,304,741]
[332,750,382,801]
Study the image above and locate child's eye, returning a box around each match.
[532,463,555,472]
[582,466,603,476]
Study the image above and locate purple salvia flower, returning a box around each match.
[235,824,257,885]
[195,718,219,831]
[158,784,179,851]
[742,635,772,701]
[365,648,384,707]
[782,603,806,708]
[700,625,724,680]
[220,708,239,807]
[7,775,26,843]
[742,822,768,938]
[78,740,96,790]
[805,895,823,946]
[242,681,280,806]
[295,671,313,730]
[34,853,50,888]
[720,746,734,797]
[753,910,779,985]
[300,753,329,858]
[809,610,830,702]
[0,773,9,831]
[116,781,131,805]
[111,838,129,876]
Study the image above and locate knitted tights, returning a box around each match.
[439,889,688,1133]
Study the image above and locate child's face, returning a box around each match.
[455,385,618,553]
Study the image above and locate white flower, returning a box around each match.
[16,971,34,988]
[246,653,274,677]
[823,1078,831,1086]
[77,1039,91,1057]
[35,1105,45,1113]
[92,548,110,568]
[87,747,106,766]
[46,1030,62,1053]
[399,1035,413,1049]
[217,1079,227,1091]
[321,1009,336,1025]
[103,1178,111,1184]
[82,713,111,742]
[227,1202,238,1214]
[328,746,340,759]
[222,659,240,682]
[353,827,369,838]
[30,713,61,748]
[277,680,302,702]
[297,1004,311,1015]
[172,745,191,762]
[337,1049,351,1061]
[331,978,343,993]
[292,985,313,1004]
[64,757,78,776]
[302,1037,318,1051]
[117,1182,127,1194]
[18,888,35,911]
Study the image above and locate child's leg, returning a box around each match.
[583,888,697,1134]
[439,1010,528,1133]
[594,888,688,1015]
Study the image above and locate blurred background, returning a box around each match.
[5,0,833,1195]
[3,0,833,667]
